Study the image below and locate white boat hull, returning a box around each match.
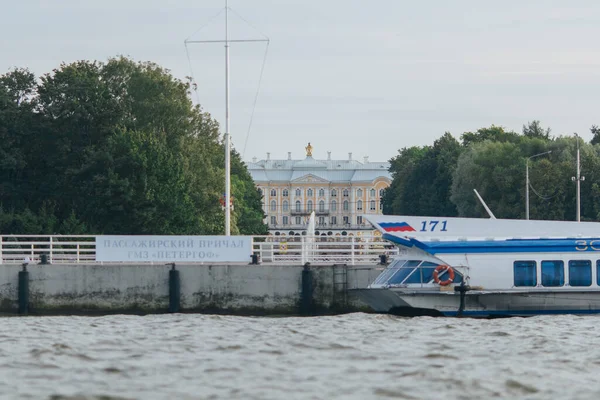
[351,288,600,317]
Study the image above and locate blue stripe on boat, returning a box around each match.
[382,234,600,254]
[442,309,600,317]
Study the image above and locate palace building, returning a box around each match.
[246,143,392,236]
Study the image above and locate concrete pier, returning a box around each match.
[0,264,384,315]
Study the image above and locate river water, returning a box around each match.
[1,313,599,399]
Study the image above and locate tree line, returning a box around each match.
[382,122,600,221]
[0,57,267,235]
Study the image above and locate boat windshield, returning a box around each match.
[373,259,463,286]
[387,260,422,284]
[373,259,407,284]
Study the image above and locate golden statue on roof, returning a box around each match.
[305,142,313,157]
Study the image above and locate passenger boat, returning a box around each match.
[352,215,600,317]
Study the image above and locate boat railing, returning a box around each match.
[0,234,397,266]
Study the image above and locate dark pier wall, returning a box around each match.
[0,264,383,315]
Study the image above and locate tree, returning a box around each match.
[0,68,41,211]
[590,125,600,145]
[461,125,520,147]
[523,120,551,140]
[231,150,268,235]
[383,132,462,217]
[0,57,266,234]
[383,146,426,215]
[451,141,526,218]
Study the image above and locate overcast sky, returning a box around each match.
[2,0,599,163]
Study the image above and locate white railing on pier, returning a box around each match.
[0,235,96,264]
[252,235,397,265]
[0,235,397,266]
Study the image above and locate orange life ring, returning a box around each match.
[433,265,454,286]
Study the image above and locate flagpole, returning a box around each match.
[184,2,269,235]
[224,0,231,235]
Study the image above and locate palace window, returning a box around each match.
[307,189,313,197]
[357,216,363,225]
[343,201,349,211]
[270,200,277,211]
[357,200,363,211]
[370,189,376,197]
[295,216,301,225]
[343,216,349,224]
[513,261,537,287]
[318,188,325,197]
[283,201,289,212]
[569,260,592,287]
[343,189,349,197]
[331,189,337,197]
[541,260,564,287]
[295,201,301,212]
[283,216,289,225]
[379,188,385,197]
[270,189,276,197]
[357,189,363,197]
[330,216,337,225]
[295,188,301,197]
[331,200,337,211]
[319,200,325,212]
[318,216,325,225]
[282,189,289,197]
[270,216,277,226]
[307,200,313,212]
[370,200,376,211]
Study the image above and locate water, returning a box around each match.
[1,313,600,400]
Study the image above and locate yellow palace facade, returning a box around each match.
[247,143,392,236]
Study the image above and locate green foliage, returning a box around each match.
[523,120,551,140]
[451,141,526,218]
[231,150,268,235]
[590,125,600,146]
[0,205,87,234]
[461,125,520,147]
[0,57,267,234]
[384,132,462,217]
[385,121,600,221]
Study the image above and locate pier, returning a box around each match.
[0,235,391,315]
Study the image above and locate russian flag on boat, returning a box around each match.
[380,222,416,232]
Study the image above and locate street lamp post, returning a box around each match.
[526,150,552,220]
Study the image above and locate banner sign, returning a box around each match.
[95,235,252,263]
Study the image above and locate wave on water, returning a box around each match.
[1,313,600,399]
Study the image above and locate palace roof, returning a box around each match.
[247,156,391,184]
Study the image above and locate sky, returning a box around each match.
[1,0,599,163]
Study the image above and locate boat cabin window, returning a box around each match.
[541,260,564,287]
[435,265,463,285]
[373,259,407,285]
[514,261,536,287]
[373,260,463,285]
[569,260,592,287]
[403,261,438,284]
[387,260,422,285]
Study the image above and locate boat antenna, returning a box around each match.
[473,189,496,219]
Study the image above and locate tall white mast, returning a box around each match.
[224,0,231,235]
[577,136,580,222]
[571,133,585,222]
[184,2,269,236]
